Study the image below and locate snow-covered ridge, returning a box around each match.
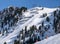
[0,7,59,44]
[23,7,57,29]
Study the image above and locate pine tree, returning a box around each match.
[42,21,44,27]
[14,40,19,44]
[4,42,7,44]
[30,25,37,33]
[46,17,50,22]
[54,11,56,16]
[25,26,27,32]
[9,6,14,12]
[39,26,41,30]
[20,7,27,12]
[43,13,47,17]
[25,26,28,37]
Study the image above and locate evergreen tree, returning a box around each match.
[54,11,56,16]
[42,21,44,27]
[30,25,37,34]
[14,40,19,44]
[20,7,27,12]
[46,17,50,22]
[43,13,47,17]
[9,6,14,12]
[4,42,7,44]
[39,26,41,30]
[25,26,28,37]
[25,26,27,32]
[59,11,60,15]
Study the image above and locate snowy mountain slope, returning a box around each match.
[24,7,57,29]
[0,7,59,44]
[35,33,60,44]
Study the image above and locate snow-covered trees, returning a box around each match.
[53,9,60,34]
[18,24,51,44]
[30,25,37,33]
[0,6,27,37]
[0,7,60,44]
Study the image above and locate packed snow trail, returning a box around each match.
[35,34,60,44]
[0,7,57,44]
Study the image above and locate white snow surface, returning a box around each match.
[0,7,58,44]
[35,34,60,44]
